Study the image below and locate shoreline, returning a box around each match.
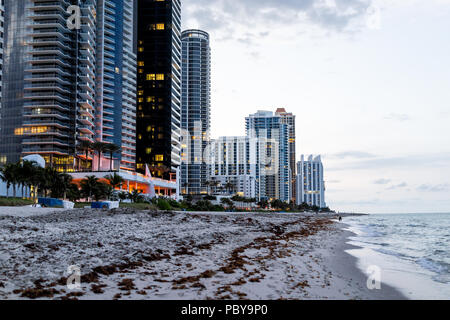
[0,208,405,300]
[325,222,407,300]
[341,215,450,300]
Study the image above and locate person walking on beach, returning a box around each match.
[339,216,342,221]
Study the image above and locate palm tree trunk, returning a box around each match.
[85,150,89,171]
[98,152,101,172]
[110,152,113,172]
[13,184,17,198]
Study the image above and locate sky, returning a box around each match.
[182,0,450,214]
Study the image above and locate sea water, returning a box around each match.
[343,212,450,299]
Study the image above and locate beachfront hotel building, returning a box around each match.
[246,111,290,202]
[180,29,211,195]
[136,0,182,179]
[0,0,137,172]
[275,108,296,203]
[296,155,326,208]
[207,136,277,200]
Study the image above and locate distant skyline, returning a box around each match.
[183,0,450,214]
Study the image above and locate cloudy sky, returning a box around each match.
[182,0,450,214]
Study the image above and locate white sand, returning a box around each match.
[0,208,405,300]
[0,206,67,217]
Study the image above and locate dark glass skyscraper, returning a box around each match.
[136,0,182,179]
[0,0,137,171]
[180,29,211,195]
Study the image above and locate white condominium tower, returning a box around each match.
[207,136,277,200]
[275,108,296,202]
[246,110,290,202]
[296,155,326,208]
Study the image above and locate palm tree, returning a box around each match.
[80,175,99,201]
[78,140,93,171]
[38,166,60,198]
[224,179,235,195]
[104,143,121,172]
[58,173,74,200]
[204,180,212,195]
[20,160,38,199]
[92,141,108,172]
[0,163,14,198]
[28,166,44,200]
[129,189,143,203]
[105,173,124,190]
[7,162,21,198]
[210,178,220,194]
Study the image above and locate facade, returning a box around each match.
[275,108,296,202]
[180,29,211,195]
[207,136,275,200]
[136,0,182,179]
[296,155,326,208]
[1,0,28,165]
[0,0,3,163]
[95,0,137,171]
[245,111,290,202]
[0,0,137,172]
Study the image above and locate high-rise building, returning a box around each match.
[136,0,182,179]
[246,110,290,202]
[0,0,136,171]
[180,29,211,195]
[0,0,4,164]
[95,0,137,171]
[207,136,272,199]
[275,108,296,202]
[296,155,326,208]
[1,0,31,165]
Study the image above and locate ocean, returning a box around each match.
[343,212,450,300]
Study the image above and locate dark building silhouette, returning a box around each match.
[136,0,182,178]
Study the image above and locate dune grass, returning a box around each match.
[0,197,35,207]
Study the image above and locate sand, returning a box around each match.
[0,208,405,300]
[0,206,66,217]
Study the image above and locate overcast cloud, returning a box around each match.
[182,0,450,214]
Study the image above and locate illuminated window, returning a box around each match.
[156,24,165,30]
[146,74,156,81]
[138,47,144,52]
[138,61,144,66]
[156,74,164,81]
[138,90,144,96]
[155,155,164,162]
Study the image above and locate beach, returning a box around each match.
[0,208,405,300]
